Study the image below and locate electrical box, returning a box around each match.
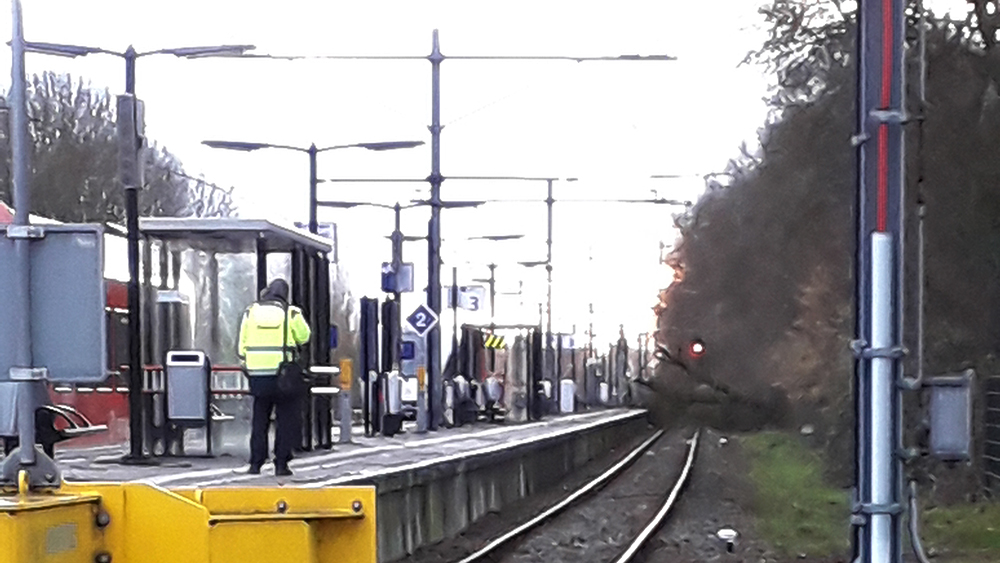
[928,369,973,462]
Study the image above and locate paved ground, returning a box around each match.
[36,409,643,488]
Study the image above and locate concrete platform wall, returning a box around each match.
[342,410,649,562]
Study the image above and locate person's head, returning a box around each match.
[261,278,289,304]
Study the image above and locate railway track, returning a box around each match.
[454,427,701,563]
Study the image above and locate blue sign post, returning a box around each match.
[406,304,439,337]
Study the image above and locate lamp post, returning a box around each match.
[202,140,424,234]
[317,200,431,368]
[319,198,483,430]
[445,175,578,389]
[23,39,256,462]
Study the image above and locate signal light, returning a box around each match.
[689,339,706,358]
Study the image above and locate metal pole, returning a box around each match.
[9,0,36,468]
[855,1,905,562]
[852,2,870,560]
[546,179,555,407]
[571,324,577,385]
[392,203,403,369]
[556,331,563,388]
[256,238,268,295]
[869,233,895,563]
[488,264,497,328]
[427,29,444,430]
[338,360,352,444]
[488,263,496,370]
[122,45,146,461]
[452,266,459,375]
[308,144,318,234]
[638,334,644,380]
[588,303,594,358]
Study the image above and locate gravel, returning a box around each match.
[403,423,660,563]
[496,427,692,563]
[645,427,848,563]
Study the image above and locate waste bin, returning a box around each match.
[165,351,210,421]
[164,350,213,456]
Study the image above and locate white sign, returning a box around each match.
[444,285,487,311]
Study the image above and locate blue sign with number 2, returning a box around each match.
[406,304,438,336]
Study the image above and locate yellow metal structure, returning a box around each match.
[0,479,377,563]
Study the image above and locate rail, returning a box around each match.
[454,428,667,563]
[612,428,701,563]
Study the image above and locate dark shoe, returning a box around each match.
[247,463,262,475]
[274,464,293,477]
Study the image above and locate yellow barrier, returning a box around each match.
[0,480,377,563]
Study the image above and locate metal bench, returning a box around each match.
[1,404,108,458]
[39,404,109,439]
[210,404,235,423]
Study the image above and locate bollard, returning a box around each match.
[416,365,428,434]
[339,359,353,444]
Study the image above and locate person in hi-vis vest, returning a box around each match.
[238,279,311,476]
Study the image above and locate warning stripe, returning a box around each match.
[483,334,505,349]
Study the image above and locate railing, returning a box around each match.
[49,366,252,397]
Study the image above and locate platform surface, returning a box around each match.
[31,409,644,488]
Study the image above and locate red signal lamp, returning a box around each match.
[689,339,706,358]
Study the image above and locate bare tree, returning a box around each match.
[0,72,237,222]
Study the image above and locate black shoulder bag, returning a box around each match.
[277,303,308,398]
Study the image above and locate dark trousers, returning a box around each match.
[249,376,298,467]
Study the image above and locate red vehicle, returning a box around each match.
[2,202,131,451]
[46,279,132,449]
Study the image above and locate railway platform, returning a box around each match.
[43,408,647,561]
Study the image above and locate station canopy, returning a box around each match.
[139,218,332,255]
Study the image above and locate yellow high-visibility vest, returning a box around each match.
[238,302,312,376]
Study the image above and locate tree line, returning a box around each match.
[656,1,1000,489]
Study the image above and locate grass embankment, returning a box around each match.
[744,431,1000,562]
[743,432,850,558]
[922,502,1000,560]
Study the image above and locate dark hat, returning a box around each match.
[261,278,289,304]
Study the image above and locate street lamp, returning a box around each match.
[202,139,424,234]
[23,39,256,463]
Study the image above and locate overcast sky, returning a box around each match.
[6,0,966,350]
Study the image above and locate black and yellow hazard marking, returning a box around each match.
[483,334,505,349]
